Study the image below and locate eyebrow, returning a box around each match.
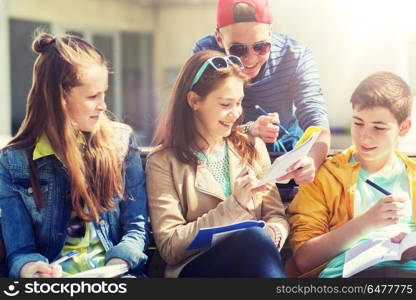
[231,39,267,45]
[89,86,109,94]
[352,116,388,125]
[217,96,243,102]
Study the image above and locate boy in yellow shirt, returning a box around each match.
[288,72,416,277]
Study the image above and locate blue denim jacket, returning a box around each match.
[0,126,149,277]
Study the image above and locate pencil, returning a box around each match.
[254,105,290,135]
[365,179,392,196]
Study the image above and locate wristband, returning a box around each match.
[242,121,254,135]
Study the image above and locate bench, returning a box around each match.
[139,151,299,277]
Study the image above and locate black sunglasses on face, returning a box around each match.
[228,41,271,57]
[66,216,86,238]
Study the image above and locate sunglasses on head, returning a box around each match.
[190,55,244,90]
[228,41,271,58]
[66,216,86,238]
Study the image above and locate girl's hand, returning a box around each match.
[233,167,259,208]
[106,258,129,268]
[361,195,405,231]
[265,223,281,248]
[20,261,62,278]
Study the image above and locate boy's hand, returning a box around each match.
[361,196,405,231]
[249,113,280,143]
[391,232,416,263]
[275,156,316,184]
[391,232,407,243]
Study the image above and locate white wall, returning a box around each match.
[8,0,155,32]
[271,0,416,129]
[154,2,216,109]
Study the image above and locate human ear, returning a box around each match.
[187,91,201,111]
[399,117,412,137]
[215,29,225,50]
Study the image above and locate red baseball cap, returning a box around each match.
[216,0,273,28]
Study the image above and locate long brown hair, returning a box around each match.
[153,50,258,165]
[6,32,124,222]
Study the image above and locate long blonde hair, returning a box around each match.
[7,32,124,222]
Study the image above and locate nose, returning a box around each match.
[228,106,241,120]
[360,127,373,143]
[97,94,107,112]
[242,47,258,66]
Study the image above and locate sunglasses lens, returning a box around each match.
[253,42,271,55]
[228,55,244,69]
[229,44,247,57]
[211,57,228,69]
[66,216,86,238]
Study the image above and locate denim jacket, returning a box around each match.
[0,124,149,277]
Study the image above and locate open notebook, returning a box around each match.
[343,232,416,277]
[186,220,265,250]
[255,131,320,187]
[66,264,129,278]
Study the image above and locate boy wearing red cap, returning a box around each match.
[193,0,330,184]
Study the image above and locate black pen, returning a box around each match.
[254,105,290,135]
[365,179,392,196]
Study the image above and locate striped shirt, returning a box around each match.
[193,33,329,139]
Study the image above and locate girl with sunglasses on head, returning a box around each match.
[193,0,331,185]
[0,32,148,278]
[147,50,288,278]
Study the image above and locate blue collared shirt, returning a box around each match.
[193,33,329,151]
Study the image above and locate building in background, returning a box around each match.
[1,0,415,151]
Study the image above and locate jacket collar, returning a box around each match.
[327,145,416,173]
[32,133,85,172]
[324,145,416,219]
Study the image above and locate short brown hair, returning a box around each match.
[233,2,257,23]
[350,72,412,124]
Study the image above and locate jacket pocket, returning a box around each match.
[11,179,49,223]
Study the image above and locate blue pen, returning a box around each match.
[52,250,78,265]
[365,179,392,196]
[31,250,78,276]
[254,105,290,135]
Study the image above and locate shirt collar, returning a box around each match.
[33,133,86,160]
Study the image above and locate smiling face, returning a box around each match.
[65,64,108,132]
[351,105,410,170]
[189,76,244,144]
[215,22,271,80]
